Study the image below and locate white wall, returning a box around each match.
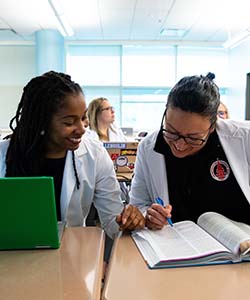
[0,42,250,128]
[0,45,36,128]
[227,39,250,120]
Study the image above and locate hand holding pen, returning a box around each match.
[145,197,173,230]
[155,197,173,227]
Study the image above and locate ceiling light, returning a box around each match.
[160,28,186,37]
[48,0,74,37]
[223,29,250,49]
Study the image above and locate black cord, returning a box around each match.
[72,151,80,189]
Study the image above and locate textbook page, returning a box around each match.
[197,212,250,256]
[132,220,233,268]
[232,221,250,236]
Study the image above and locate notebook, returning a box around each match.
[0,176,64,250]
[103,142,138,173]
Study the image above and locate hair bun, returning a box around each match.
[206,72,215,81]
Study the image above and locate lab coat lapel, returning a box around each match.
[220,134,250,202]
[148,150,169,203]
[60,147,85,221]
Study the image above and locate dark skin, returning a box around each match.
[48,93,145,231]
[116,204,145,230]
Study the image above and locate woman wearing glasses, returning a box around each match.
[86,97,128,273]
[130,73,250,248]
[87,97,127,142]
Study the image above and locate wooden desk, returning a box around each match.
[116,172,133,182]
[0,227,104,300]
[102,233,250,300]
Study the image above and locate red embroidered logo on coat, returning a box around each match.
[210,159,230,181]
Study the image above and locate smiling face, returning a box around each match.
[163,107,214,158]
[46,93,88,158]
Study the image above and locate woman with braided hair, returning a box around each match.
[0,71,145,238]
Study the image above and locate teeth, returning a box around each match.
[175,146,184,152]
[70,138,81,143]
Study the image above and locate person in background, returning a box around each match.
[129,72,250,253]
[0,71,145,240]
[87,97,129,270]
[217,102,229,119]
[87,97,127,141]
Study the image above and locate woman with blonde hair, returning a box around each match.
[217,102,229,119]
[87,97,127,141]
[87,97,128,273]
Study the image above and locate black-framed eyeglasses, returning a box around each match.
[160,107,213,147]
[161,128,210,146]
[101,106,115,112]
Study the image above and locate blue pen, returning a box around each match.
[155,197,173,227]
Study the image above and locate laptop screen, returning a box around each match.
[0,177,61,250]
[103,142,138,173]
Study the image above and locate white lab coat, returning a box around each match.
[87,123,127,142]
[0,136,124,238]
[129,119,250,213]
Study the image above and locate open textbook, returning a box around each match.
[132,212,250,269]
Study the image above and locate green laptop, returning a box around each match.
[0,177,62,250]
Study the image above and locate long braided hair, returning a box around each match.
[5,71,82,189]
